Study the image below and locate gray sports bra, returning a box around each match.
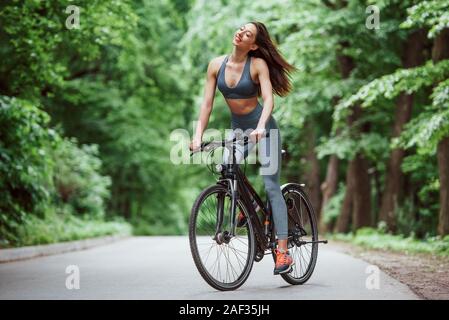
[217,55,259,99]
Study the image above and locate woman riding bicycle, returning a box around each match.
[189,21,296,275]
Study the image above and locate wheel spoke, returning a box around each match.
[228,243,246,272]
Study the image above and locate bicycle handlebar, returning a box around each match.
[190,131,270,157]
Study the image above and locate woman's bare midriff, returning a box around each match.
[225,96,259,115]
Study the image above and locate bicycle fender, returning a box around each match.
[280,182,306,190]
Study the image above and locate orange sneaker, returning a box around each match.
[273,249,294,275]
[236,211,247,227]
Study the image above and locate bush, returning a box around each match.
[0,96,56,246]
[330,227,449,256]
[15,209,132,247]
[52,138,111,219]
[0,96,115,247]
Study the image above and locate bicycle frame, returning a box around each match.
[195,133,277,253]
[216,160,274,254]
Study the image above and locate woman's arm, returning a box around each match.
[251,57,274,142]
[191,58,219,150]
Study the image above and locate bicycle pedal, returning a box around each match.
[274,262,295,275]
[236,212,247,227]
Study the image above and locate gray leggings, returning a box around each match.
[222,102,288,240]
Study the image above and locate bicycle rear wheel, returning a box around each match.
[272,184,318,285]
[189,184,256,291]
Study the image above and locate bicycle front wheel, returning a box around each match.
[189,184,256,291]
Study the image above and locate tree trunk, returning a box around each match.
[335,161,354,233]
[437,137,449,235]
[379,30,427,231]
[332,42,358,234]
[319,154,339,232]
[378,93,414,230]
[432,29,449,62]
[351,153,372,229]
[304,122,322,218]
[122,196,131,220]
[348,104,372,230]
[433,29,449,235]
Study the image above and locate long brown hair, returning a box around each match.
[249,21,296,97]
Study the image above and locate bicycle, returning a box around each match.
[189,132,328,291]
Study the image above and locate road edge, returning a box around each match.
[0,235,130,263]
[326,239,449,300]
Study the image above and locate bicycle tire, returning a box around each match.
[271,183,319,285]
[189,184,256,291]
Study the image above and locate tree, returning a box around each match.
[378,29,428,231]
[433,29,449,235]
[336,0,449,235]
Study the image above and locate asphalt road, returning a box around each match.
[0,236,419,299]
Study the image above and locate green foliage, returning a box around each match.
[0,0,137,99]
[52,138,111,219]
[324,0,449,239]
[401,0,449,38]
[323,183,346,225]
[393,78,449,153]
[1,0,193,238]
[395,197,439,238]
[331,227,449,256]
[398,152,440,236]
[335,59,449,120]
[0,96,116,247]
[317,130,390,161]
[15,210,131,247]
[0,96,56,245]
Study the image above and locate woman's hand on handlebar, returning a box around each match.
[189,139,202,152]
[249,127,267,144]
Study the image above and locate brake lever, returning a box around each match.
[190,141,211,157]
[239,131,270,145]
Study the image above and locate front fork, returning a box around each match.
[229,178,238,237]
[214,177,238,243]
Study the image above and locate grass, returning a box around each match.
[9,212,132,248]
[328,227,449,257]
